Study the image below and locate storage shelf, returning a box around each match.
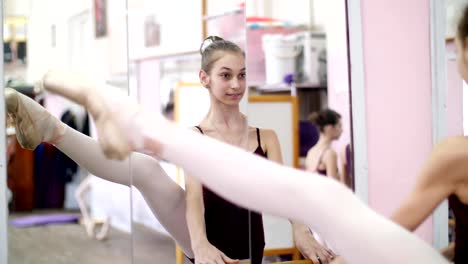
[204,8,244,21]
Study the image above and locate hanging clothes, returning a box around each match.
[56,109,90,184]
[57,110,79,183]
[33,109,91,209]
[34,142,64,209]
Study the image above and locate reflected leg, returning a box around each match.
[5,87,193,257]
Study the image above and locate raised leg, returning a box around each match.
[40,71,449,264]
[5,87,193,257]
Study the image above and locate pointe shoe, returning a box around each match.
[95,217,110,241]
[5,88,67,150]
[41,70,151,160]
[81,218,96,238]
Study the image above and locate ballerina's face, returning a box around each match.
[200,51,246,106]
[324,119,343,140]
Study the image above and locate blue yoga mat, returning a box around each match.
[9,214,80,227]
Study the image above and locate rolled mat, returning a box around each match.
[9,214,79,227]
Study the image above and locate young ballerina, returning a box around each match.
[192,36,334,264]
[31,60,449,264]
[186,36,280,264]
[303,109,344,259]
[391,5,468,264]
[305,109,343,182]
[5,38,329,263]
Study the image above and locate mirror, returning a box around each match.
[245,0,354,262]
[5,0,132,263]
[445,0,467,252]
[126,1,251,263]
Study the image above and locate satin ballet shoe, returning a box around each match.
[41,70,153,160]
[5,87,67,150]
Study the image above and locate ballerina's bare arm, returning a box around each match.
[153,123,449,264]
[392,137,468,231]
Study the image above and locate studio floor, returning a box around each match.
[8,210,192,264]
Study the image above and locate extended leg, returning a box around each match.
[5,87,193,257]
[40,71,448,264]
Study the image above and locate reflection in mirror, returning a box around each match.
[127,0,248,263]
[246,0,353,263]
[445,0,468,257]
[5,0,132,263]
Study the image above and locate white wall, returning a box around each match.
[247,101,295,249]
[27,0,92,81]
[27,0,127,82]
[27,0,133,233]
[5,0,31,16]
[127,0,202,60]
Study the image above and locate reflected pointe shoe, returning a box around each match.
[41,70,158,160]
[94,217,110,241]
[5,87,67,150]
[82,218,96,239]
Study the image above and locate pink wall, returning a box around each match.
[446,41,464,137]
[361,0,433,242]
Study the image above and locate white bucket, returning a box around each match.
[262,34,301,84]
[295,31,326,85]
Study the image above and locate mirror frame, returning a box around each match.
[347,0,450,249]
[347,0,368,204]
[429,0,449,249]
[0,0,8,261]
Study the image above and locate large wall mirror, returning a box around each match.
[126,0,248,263]
[1,0,356,263]
[4,0,133,263]
[0,0,403,263]
[433,0,468,251]
[126,0,201,262]
[245,0,354,263]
